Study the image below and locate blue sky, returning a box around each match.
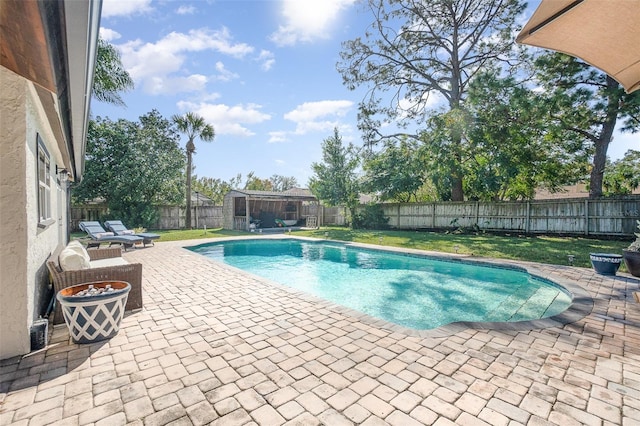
[95,0,638,187]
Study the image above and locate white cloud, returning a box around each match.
[282,100,353,136]
[201,92,222,102]
[147,74,208,95]
[213,62,239,82]
[117,27,253,95]
[177,101,271,136]
[285,100,352,121]
[101,0,153,18]
[99,28,121,41]
[176,5,196,15]
[269,131,289,143]
[270,0,357,46]
[257,50,275,71]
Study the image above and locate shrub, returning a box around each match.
[352,204,390,230]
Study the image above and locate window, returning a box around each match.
[37,135,51,224]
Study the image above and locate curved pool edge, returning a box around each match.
[183,235,594,339]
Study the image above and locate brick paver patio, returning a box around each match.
[1,236,639,425]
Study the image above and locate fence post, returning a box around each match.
[525,201,530,234]
[432,203,436,228]
[585,199,589,236]
[397,204,400,228]
[475,202,479,226]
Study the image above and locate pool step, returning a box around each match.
[510,286,559,321]
[485,285,538,322]
[486,284,563,322]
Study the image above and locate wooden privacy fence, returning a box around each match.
[71,205,224,231]
[301,204,345,226]
[71,195,639,236]
[156,206,224,230]
[370,196,640,237]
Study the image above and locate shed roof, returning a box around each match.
[228,188,317,201]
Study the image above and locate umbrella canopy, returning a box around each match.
[516,0,640,93]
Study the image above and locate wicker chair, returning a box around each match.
[47,246,143,325]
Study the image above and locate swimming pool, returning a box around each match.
[189,238,573,330]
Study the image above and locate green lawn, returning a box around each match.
[296,227,630,270]
[72,226,631,270]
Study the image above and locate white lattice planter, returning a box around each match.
[57,281,130,344]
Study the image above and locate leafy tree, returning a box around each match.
[243,172,274,191]
[309,128,360,224]
[93,38,134,106]
[338,0,526,200]
[362,138,427,202]
[192,173,300,204]
[270,175,299,192]
[420,108,473,201]
[533,53,640,198]
[603,150,640,196]
[463,72,588,200]
[72,110,185,227]
[192,176,234,205]
[172,112,215,229]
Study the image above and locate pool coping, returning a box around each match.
[184,235,594,339]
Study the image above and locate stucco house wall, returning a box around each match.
[0,67,68,359]
[0,0,99,360]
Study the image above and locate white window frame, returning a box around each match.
[37,135,52,226]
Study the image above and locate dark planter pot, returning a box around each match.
[589,253,622,276]
[623,250,640,277]
[57,281,130,344]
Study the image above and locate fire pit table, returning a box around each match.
[56,280,130,344]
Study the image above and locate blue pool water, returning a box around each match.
[189,239,572,330]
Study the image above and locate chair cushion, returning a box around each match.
[66,240,90,263]
[89,257,129,268]
[59,244,90,271]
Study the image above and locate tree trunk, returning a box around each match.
[450,135,464,202]
[451,176,464,201]
[589,76,620,198]
[185,138,195,229]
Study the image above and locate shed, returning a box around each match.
[223,188,319,230]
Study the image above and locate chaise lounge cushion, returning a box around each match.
[79,221,144,250]
[103,220,160,247]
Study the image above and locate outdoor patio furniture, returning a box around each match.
[47,242,143,325]
[104,220,160,247]
[79,221,144,250]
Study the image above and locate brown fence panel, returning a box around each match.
[70,205,109,231]
[72,195,640,236]
[371,196,639,236]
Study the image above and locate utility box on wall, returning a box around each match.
[30,317,49,351]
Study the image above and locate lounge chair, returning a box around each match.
[79,221,144,250]
[104,220,160,247]
[275,218,297,227]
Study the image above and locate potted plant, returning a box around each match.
[623,220,640,277]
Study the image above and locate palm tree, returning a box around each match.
[93,38,134,106]
[172,112,215,229]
